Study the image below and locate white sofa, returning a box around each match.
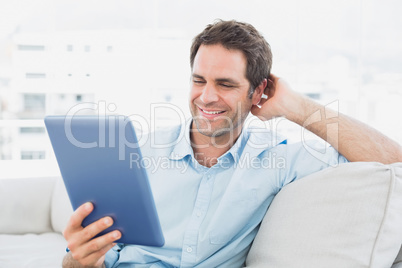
[1,162,401,268]
[0,176,72,268]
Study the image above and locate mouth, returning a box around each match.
[198,107,226,119]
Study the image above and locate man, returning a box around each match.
[62,20,402,267]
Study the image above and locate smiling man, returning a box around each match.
[189,43,264,167]
[62,20,402,268]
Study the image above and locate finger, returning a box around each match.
[78,216,115,244]
[267,74,279,91]
[64,202,94,238]
[250,105,269,120]
[257,95,268,107]
[268,73,279,82]
[264,83,276,99]
[78,242,117,267]
[80,230,121,260]
[250,105,259,115]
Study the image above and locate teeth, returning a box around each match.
[202,109,223,115]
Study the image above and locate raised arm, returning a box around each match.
[251,75,402,164]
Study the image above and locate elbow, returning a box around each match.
[397,145,402,163]
[376,144,402,164]
[389,144,402,164]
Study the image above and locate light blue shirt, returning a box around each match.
[105,119,347,267]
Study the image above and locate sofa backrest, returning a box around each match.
[0,177,57,234]
[50,177,74,234]
[246,162,402,268]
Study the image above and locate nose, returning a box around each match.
[200,84,219,104]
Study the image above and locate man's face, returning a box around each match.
[189,44,254,139]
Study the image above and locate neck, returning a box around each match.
[190,121,242,167]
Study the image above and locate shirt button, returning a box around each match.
[196,211,202,217]
[186,246,193,253]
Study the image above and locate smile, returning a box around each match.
[201,108,225,115]
[198,107,225,115]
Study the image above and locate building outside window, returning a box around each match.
[0,0,401,178]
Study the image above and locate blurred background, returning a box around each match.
[0,0,401,177]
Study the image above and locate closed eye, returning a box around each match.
[193,80,205,84]
[220,83,234,88]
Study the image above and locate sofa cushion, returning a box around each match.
[51,177,73,234]
[394,247,402,267]
[0,233,67,268]
[0,177,56,234]
[245,162,402,268]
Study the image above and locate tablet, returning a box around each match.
[44,115,164,247]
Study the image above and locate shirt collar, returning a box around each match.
[169,118,193,161]
[217,128,247,164]
[168,120,287,162]
[168,119,245,162]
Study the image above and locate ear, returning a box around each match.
[251,79,267,105]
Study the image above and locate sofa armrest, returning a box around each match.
[0,177,57,234]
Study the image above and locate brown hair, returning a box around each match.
[190,19,272,97]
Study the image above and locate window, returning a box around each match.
[23,94,46,112]
[17,45,45,51]
[19,127,45,134]
[21,150,45,160]
[26,73,46,79]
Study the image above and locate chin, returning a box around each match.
[198,128,229,138]
[193,118,233,137]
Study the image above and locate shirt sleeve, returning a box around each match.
[279,140,348,188]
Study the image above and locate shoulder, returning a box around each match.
[137,124,184,156]
[243,126,287,152]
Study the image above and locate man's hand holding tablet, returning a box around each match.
[63,202,120,268]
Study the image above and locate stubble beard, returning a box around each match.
[191,102,250,138]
